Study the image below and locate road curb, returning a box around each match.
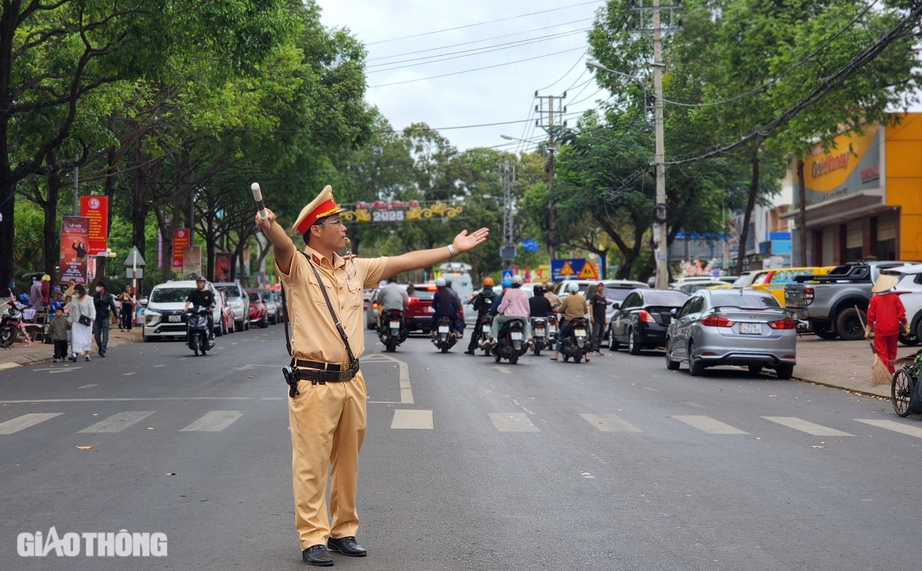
[794,375,890,400]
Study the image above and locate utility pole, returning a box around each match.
[499,161,516,270]
[632,0,681,289]
[535,90,566,263]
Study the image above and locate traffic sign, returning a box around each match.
[501,270,513,283]
[522,239,539,252]
[578,261,599,280]
[551,259,588,282]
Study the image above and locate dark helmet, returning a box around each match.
[533,284,545,295]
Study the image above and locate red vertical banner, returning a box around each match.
[172,228,190,270]
[214,252,232,282]
[60,216,90,285]
[80,196,109,256]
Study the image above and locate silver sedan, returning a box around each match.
[665,289,797,379]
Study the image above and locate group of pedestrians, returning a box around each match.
[48,281,135,362]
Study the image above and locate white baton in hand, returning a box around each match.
[251,182,268,221]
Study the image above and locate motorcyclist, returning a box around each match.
[184,275,216,339]
[465,277,496,355]
[430,277,463,338]
[544,282,561,308]
[551,288,589,362]
[376,279,408,329]
[528,284,554,319]
[484,275,532,348]
[488,278,511,317]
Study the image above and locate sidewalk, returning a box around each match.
[0,327,142,370]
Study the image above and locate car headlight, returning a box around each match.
[145,311,161,325]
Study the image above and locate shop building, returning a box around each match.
[790,112,922,265]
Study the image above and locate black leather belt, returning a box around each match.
[295,359,359,383]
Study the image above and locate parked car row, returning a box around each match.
[141,278,282,341]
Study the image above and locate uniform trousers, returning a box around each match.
[874,333,899,374]
[289,370,367,549]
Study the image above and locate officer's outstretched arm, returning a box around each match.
[255,209,296,275]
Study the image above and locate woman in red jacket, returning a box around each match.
[865,274,908,374]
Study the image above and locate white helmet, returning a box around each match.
[512,275,524,285]
[435,278,446,287]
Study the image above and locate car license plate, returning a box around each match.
[169,315,181,322]
[511,332,523,340]
[426,307,435,313]
[482,325,491,333]
[390,321,400,328]
[438,326,449,333]
[535,329,545,337]
[575,329,586,337]
[740,323,761,335]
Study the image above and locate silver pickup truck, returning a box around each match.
[783,261,909,341]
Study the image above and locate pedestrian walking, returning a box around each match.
[92,282,118,357]
[50,307,69,362]
[118,284,136,331]
[63,279,77,304]
[865,274,908,374]
[589,283,610,355]
[254,185,488,566]
[68,284,95,362]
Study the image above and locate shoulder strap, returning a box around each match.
[302,252,358,367]
[280,284,292,357]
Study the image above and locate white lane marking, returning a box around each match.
[0,362,21,371]
[232,364,278,371]
[180,411,244,432]
[641,386,660,393]
[0,413,63,434]
[364,354,413,404]
[672,415,748,435]
[33,367,82,373]
[154,364,166,368]
[491,366,511,374]
[580,413,642,433]
[855,419,922,439]
[0,397,275,404]
[683,402,704,409]
[122,372,137,376]
[78,411,156,433]
[489,412,539,432]
[762,416,854,437]
[78,384,98,389]
[391,409,433,429]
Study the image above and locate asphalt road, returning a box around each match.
[1,325,920,570]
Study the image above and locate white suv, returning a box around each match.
[141,280,223,342]
[214,281,249,331]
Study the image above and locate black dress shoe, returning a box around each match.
[302,544,333,566]
[327,536,366,557]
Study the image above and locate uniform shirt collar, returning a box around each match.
[304,245,345,270]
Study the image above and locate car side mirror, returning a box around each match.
[611,302,620,310]
[139,298,148,307]
[670,308,678,317]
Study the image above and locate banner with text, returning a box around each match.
[60,216,90,285]
[79,195,109,256]
[214,253,232,282]
[550,258,599,282]
[172,229,190,270]
[183,246,202,278]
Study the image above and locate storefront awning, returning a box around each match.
[780,190,895,227]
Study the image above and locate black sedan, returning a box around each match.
[608,289,690,354]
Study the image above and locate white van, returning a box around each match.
[439,262,473,303]
[141,280,222,342]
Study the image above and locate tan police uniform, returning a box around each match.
[280,243,387,550]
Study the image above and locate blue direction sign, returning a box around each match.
[522,239,539,252]
[550,258,599,282]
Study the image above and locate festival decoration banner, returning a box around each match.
[340,200,462,223]
[172,229,190,270]
[214,253,232,282]
[60,216,90,284]
[80,195,109,256]
[183,246,202,278]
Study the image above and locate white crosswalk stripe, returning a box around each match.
[180,411,244,432]
[672,415,748,435]
[855,419,922,439]
[0,413,63,434]
[391,410,433,429]
[580,413,642,432]
[762,416,854,436]
[79,411,155,433]
[489,412,539,432]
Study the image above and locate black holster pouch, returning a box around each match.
[283,365,300,398]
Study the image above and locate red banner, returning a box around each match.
[214,252,232,282]
[60,216,90,284]
[80,196,109,256]
[172,228,190,269]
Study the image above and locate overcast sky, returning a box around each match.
[315,0,607,154]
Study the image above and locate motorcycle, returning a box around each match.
[186,305,214,357]
[560,317,590,363]
[478,314,495,356]
[0,297,43,348]
[492,318,529,365]
[432,315,458,353]
[531,317,551,356]
[378,309,408,353]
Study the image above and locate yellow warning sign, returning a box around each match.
[578,261,599,280]
[559,261,575,276]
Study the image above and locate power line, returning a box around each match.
[368,46,588,88]
[367,18,594,62]
[365,1,603,46]
[535,48,590,92]
[367,28,590,72]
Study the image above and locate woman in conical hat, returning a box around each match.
[866,273,907,374]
